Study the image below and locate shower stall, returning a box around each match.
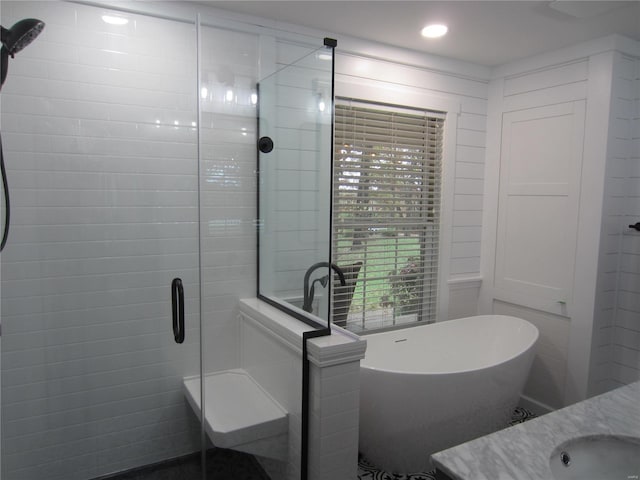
[0,1,338,479]
[257,38,336,324]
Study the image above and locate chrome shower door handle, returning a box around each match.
[171,278,185,344]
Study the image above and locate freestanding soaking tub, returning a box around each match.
[359,314,539,473]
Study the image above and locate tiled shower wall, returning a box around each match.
[198,23,260,375]
[260,43,333,304]
[592,53,640,394]
[0,1,319,477]
[0,2,202,478]
[0,1,493,478]
[612,55,640,387]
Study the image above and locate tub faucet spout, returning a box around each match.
[302,262,346,313]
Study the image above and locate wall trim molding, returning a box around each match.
[491,34,640,80]
[447,276,483,290]
[519,394,555,417]
[239,298,366,369]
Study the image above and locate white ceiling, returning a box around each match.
[203,1,640,66]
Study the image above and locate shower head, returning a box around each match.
[0,18,45,91]
[1,18,45,57]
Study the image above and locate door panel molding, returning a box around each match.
[494,100,586,316]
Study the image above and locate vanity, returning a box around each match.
[431,381,640,480]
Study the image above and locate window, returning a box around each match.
[332,99,444,332]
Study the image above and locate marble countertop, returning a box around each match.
[431,381,640,480]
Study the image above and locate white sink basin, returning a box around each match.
[549,435,640,480]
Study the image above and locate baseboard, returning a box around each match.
[519,394,555,417]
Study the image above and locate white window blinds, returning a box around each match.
[332,100,444,331]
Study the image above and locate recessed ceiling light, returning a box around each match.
[421,24,448,38]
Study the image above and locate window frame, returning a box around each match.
[333,77,460,330]
[333,99,444,331]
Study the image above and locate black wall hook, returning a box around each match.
[628,222,640,231]
[258,136,274,153]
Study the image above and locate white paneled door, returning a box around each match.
[494,101,586,316]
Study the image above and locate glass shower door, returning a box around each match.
[0,2,204,479]
[257,42,335,325]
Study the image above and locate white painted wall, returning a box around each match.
[260,37,491,320]
[481,35,640,410]
[482,55,590,410]
[332,44,490,320]
[250,27,491,319]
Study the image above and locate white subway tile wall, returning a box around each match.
[590,54,625,395]
[592,53,640,394]
[198,24,259,375]
[1,2,202,479]
[239,311,302,479]
[261,42,333,303]
[308,362,361,480]
[612,56,640,386]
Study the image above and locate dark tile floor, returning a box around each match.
[99,448,269,480]
[99,408,537,480]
